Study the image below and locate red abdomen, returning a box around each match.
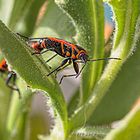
[0,59,8,72]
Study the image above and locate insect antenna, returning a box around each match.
[17,33,48,41]
[87,57,121,62]
[17,33,29,40]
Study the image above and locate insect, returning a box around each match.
[17,33,121,84]
[0,58,21,98]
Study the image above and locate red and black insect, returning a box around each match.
[0,58,21,98]
[17,33,120,84]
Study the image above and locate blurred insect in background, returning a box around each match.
[0,58,21,98]
[17,33,121,84]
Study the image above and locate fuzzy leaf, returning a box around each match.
[0,20,68,136]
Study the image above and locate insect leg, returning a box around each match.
[45,54,58,63]
[47,58,70,76]
[59,61,79,84]
[59,74,78,84]
[59,61,87,83]
[75,63,86,78]
[6,71,21,98]
[54,59,72,78]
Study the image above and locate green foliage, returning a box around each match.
[104,106,140,140]
[88,0,140,125]
[0,0,140,140]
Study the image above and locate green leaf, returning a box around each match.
[87,0,140,125]
[104,105,140,140]
[0,20,68,137]
[55,0,105,104]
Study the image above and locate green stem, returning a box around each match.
[81,0,104,100]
